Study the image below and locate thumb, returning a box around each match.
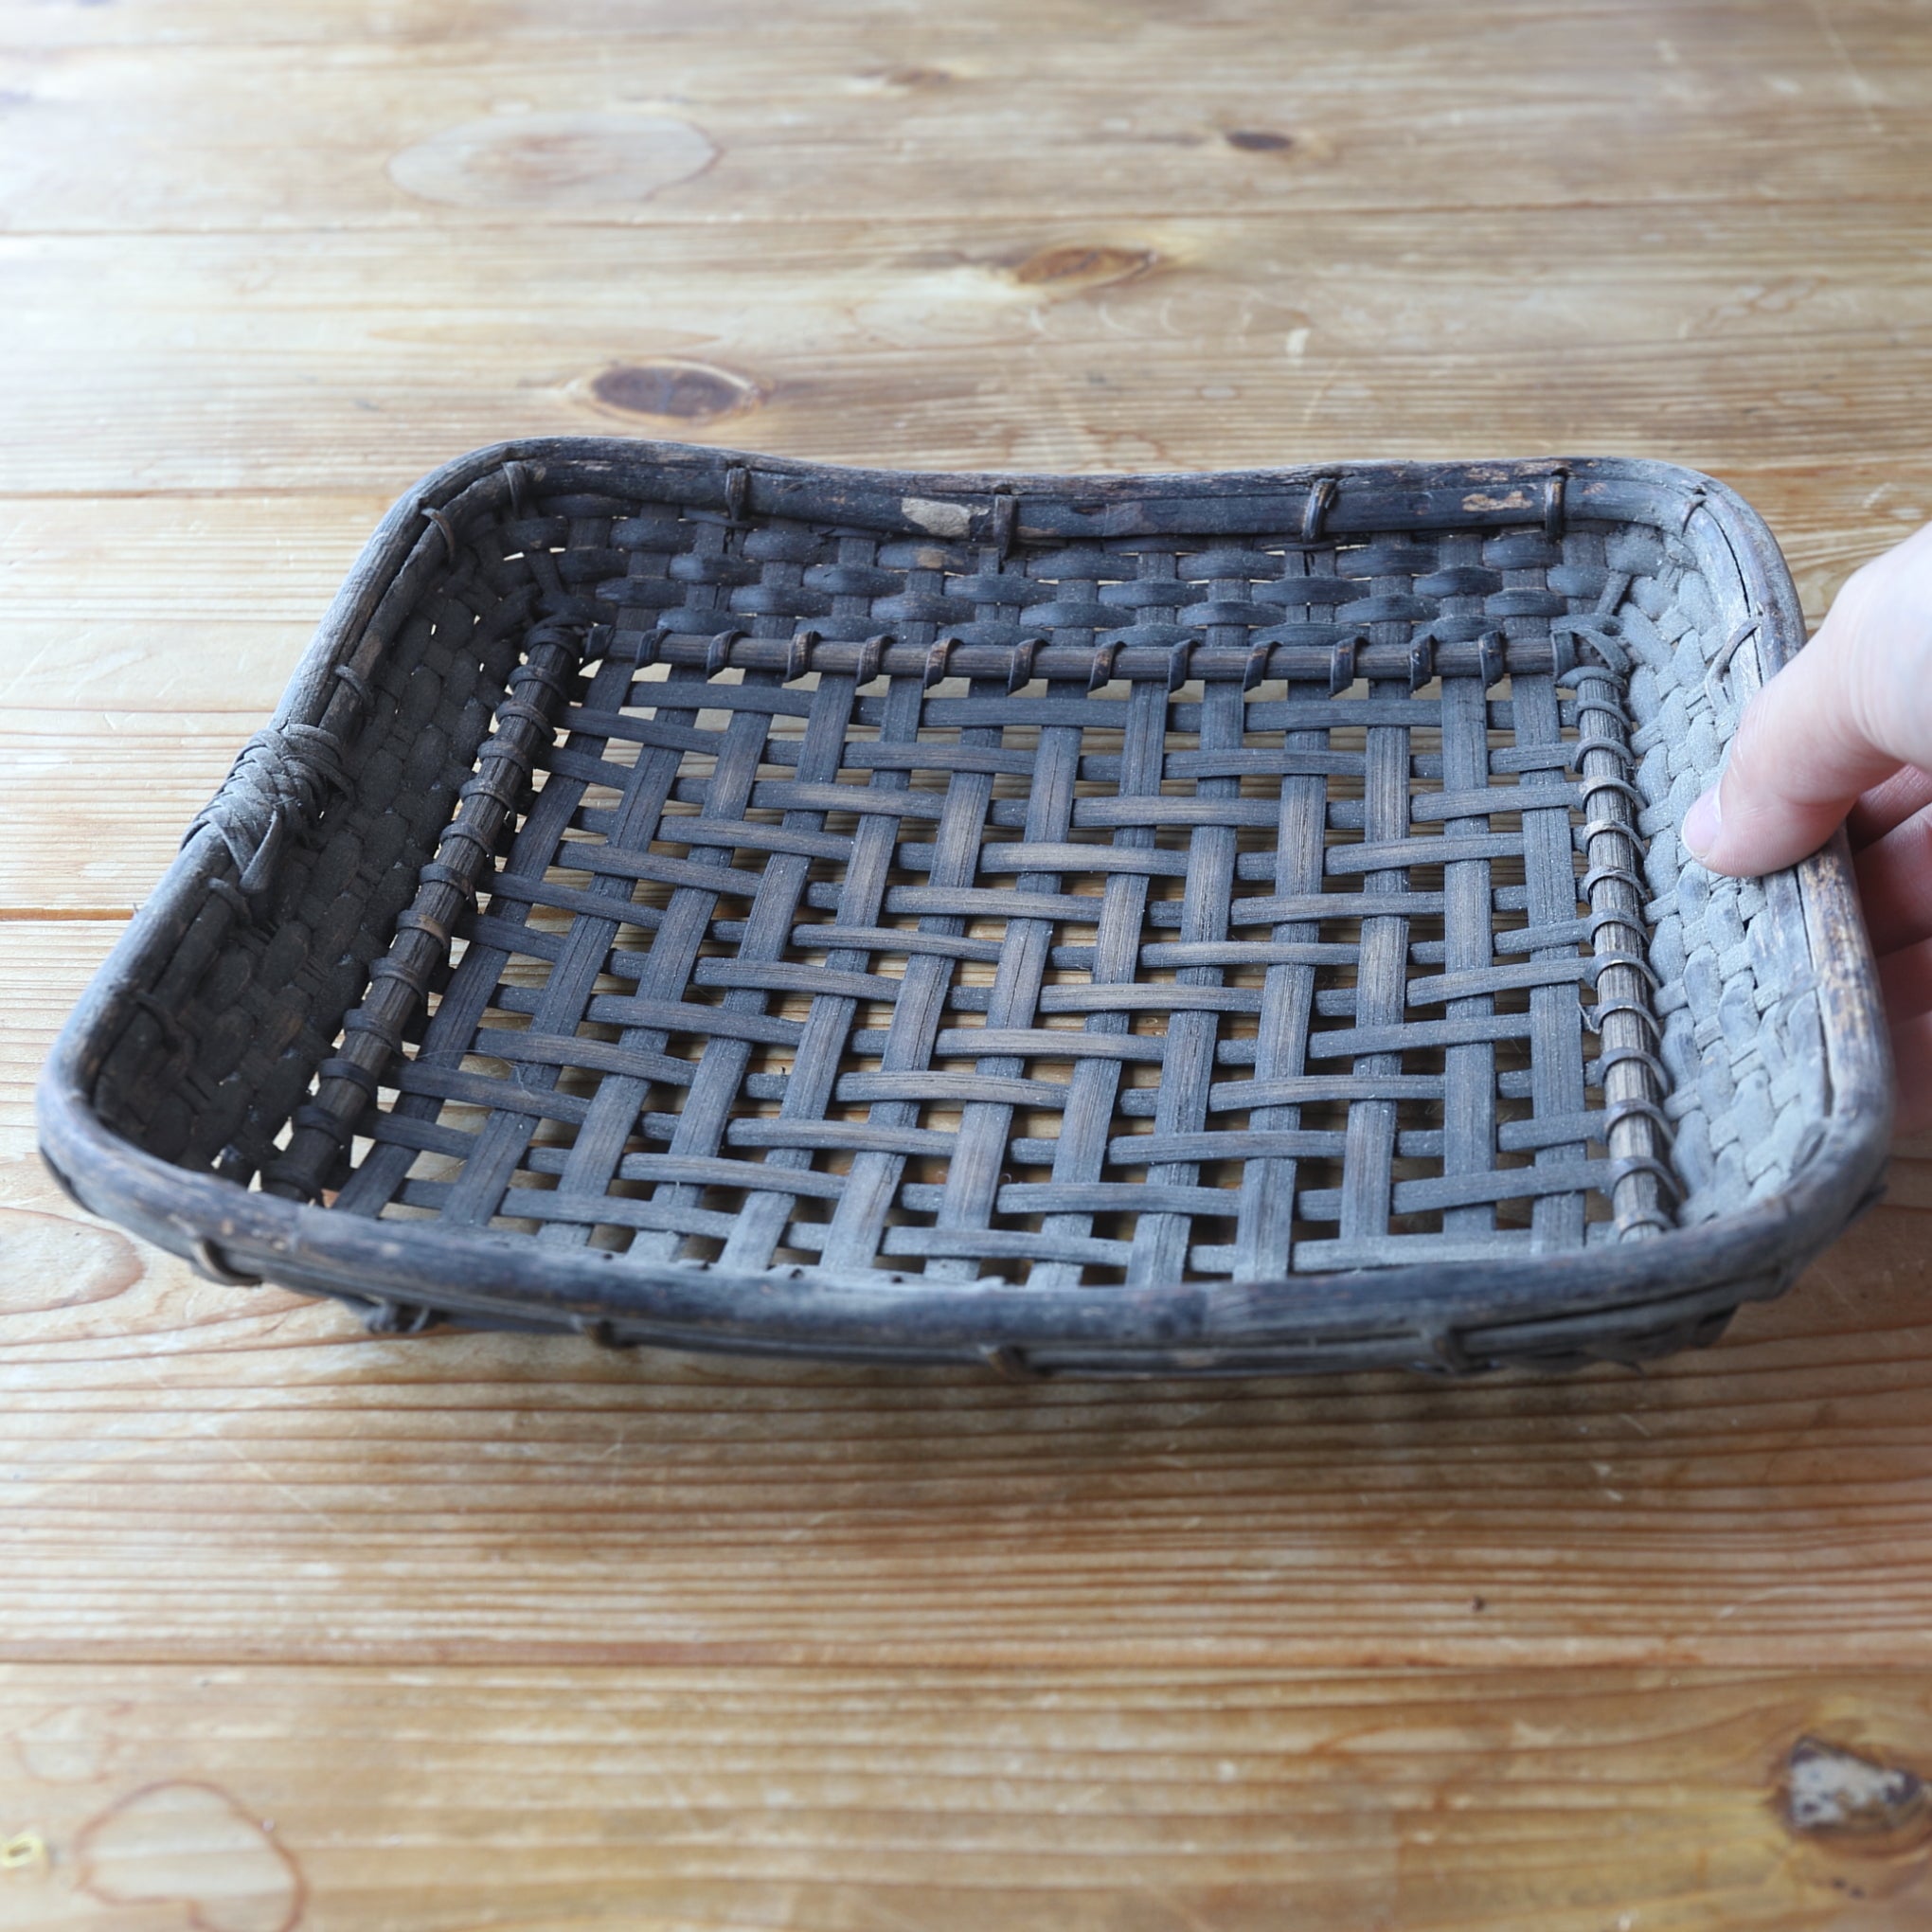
[1685,524,1932,877]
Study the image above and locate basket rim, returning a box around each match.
[37,441,1894,1367]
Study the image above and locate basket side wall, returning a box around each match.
[89,515,545,1180]
[1610,505,1835,1224]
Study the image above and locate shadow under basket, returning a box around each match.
[39,443,1892,1376]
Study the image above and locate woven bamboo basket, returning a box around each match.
[38,442,1891,1375]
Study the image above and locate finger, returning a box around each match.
[1853,803,1932,958]
[1686,525,1932,877]
[1878,933,1932,1026]
[1681,633,1902,876]
[1850,763,1932,849]
[1890,1008,1932,1137]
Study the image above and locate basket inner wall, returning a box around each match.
[93,477,1829,1290]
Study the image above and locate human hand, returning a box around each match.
[1681,519,1932,1134]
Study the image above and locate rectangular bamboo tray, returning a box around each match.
[38,442,1892,1375]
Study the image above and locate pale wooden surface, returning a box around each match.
[5,3,1932,1926]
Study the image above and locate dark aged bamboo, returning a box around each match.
[36,443,1892,1375]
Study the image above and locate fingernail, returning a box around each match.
[1683,784,1722,862]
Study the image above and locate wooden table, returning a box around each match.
[6,3,1932,1925]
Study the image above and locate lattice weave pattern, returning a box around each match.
[193,495,1694,1289]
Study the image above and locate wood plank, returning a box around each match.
[0,921,121,1134]
[0,712,250,910]
[2,1661,1929,1929]
[8,207,1932,493]
[0,495,389,629]
[0,494,385,736]
[2,3,1926,228]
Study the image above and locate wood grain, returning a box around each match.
[0,712,257,911]
[4,2,1928,227]
[3,1664,1930,1931]
[7,0,1932,1923]
[9,210,1932,491]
